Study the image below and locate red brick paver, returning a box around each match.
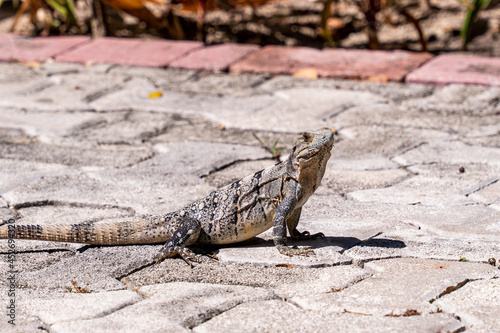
[169,43,259,71]
[55,37,202,67]
[406,54,500,86]
[230,46,433,82]
[0,33,89,63]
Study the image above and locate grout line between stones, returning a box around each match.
[428,279,474,304]
[10,200,136,215]
[50,38,94,61]
[200,157,275,179]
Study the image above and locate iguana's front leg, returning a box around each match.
[273,190,314,256]
[287,207,325,241]
[154,217,201,265]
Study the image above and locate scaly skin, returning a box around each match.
[0,128,334,263]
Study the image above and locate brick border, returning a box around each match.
[1,33,500,86]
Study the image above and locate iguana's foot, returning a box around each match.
[277,245,315,256]
[290,230,325,241]
[155,217,202,267]
[155,246,199,267]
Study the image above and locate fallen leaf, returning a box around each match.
[22,61,41,68]
[365,75,389,83]
[326,288,341,293]
[293,67,318,79]
[148,90,163,99]
[275,264,296,268]
[327,17,344,30]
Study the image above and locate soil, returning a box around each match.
[1,0,500,56]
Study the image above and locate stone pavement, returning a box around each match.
[0,34,499,332]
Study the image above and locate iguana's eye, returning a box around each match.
[302,132,312,142]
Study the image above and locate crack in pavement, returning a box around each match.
[9,200,136,215]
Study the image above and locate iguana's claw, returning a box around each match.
[155,246,199,267]
[277,245,315,256]
[291,230,325,240]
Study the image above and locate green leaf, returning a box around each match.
[65,0,78,26]
[461,0,492,49]
[46,0,69,17]
[320,0,336,47]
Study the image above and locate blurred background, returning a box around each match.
[0,0,499,55]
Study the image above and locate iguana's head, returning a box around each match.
[294,128,334,161]
[291,128,334,196]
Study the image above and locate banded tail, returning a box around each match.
[0,217,172,245]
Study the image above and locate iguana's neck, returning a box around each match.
[297,149,331,194]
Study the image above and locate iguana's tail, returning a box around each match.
[0,217,171,245]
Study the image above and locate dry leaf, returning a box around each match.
[327,17,344,30]
[22,61,41,68]
[293,67,318,79]
[148,91,163,99]
[275,264,296,268]
[364,75,389,83]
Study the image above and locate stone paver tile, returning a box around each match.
[0,159,78,196]
[401,84,500,116]
[107,66,196,88]
[329,156,401,171]
[393,140,500,168]
[55,37,202,67]
[345,234,500,263]
[63,111,175,145]
[259,75,435,101]
[0,62,40,83]
[466,122,500,138]
[274,265,369,297]
[332,99,497,134]
[0,72,132,112]
[406,54,500,86]
[216,237,352,267]
[468,178,500,205]
[25,290,142,325]
[302,195,500,262]
[434,278,500,332]
[198,88,386,132]
[175,73,268,97]
[0,143,153,168]
[90,75,277,114]
[0,252,70,289]
[0,109,104,143]
[100,141,270,183]
[15,245,159,291]
[333,129,451,165]
[0,33,90,63]
[401,204,500,243]
[230,46,433,81]
[50,282,273,332]
[347,175,477,206]
[193,299,463,333]
[293,258,498,316]
[324,168,411,194]
[169,43,259,71]
[34,60,114,75]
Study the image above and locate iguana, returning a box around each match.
[0,128,334,264]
